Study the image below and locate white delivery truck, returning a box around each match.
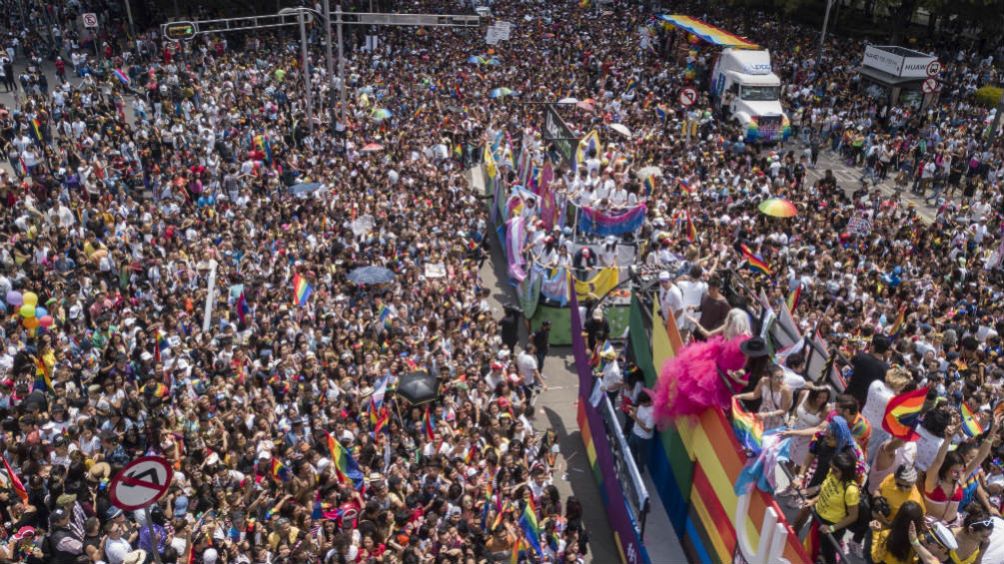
[710,48,791,143]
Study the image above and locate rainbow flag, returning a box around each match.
[113,68,130,86]
[292,274,313,307]
[961,403,984,438]
[575,130,601,168]
[518,497,543,555]
[657,14,759,49]
[685,211,697,242]
[731,397,764,454]
[888,305,907,338]
[510,538,525,564]
[1,453,28,503]
[372,405,390,436]
[30,118,43,143]
[324,432,364,489]
[270,458,291,482]
[464,443,478,464]
[739,243,772,276]
[882,387,928,441]
[786,284,802,313]
[655,104,669,122]
[423,406,436,441]
[378,304,393,328]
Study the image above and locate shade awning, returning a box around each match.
[657,14,759,49]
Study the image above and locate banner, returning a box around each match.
[505,215,528,283]
[538,265,570,306]
[579,203,647,237]
[518,267,543,320]
[571,290,652,564]
[574,267,620,301]
[538,161,557,230]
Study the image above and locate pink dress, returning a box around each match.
[653,335,751,425]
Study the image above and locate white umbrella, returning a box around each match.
[608,123,632,138]
[637,166,663,180]
[557,97,578,104]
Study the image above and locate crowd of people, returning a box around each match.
[0,0,1002,563]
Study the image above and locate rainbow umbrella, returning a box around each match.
[758,198,798,218]
[488,87,514,99]
[371,108,392,121]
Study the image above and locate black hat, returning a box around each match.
[740,337,770,358]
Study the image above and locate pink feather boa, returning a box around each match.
[652,335,750,427]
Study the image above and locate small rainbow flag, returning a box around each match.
[739,243,772,276]
[888,305,907,338]
[1,453,28,503]
[961,403,984,438]
[34,356,53,393]
[270,458,291,482]
[510,537,525,564]
[423,406,436,441]
[679,178,692,194]
[685,211,697,242]
[731,397,764,454]
[786,284,802,313]
[30,118,43,143]
[655,104,668,122]
[292,274,312,307]
[882,387,928,441]
[642,175,656,197]
[519,497,543,555]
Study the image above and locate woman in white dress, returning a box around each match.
[786,384,832,473]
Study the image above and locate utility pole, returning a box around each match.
[337,4,346,125]
[124,0,135,37]
[298,11,313,138]
[323,0,336,132]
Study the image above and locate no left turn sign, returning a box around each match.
[679,87,697,107]
[109,456,173,511]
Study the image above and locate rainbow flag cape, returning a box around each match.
[113,68,130,86]
[961,403,984,438]
[1,453,28,503]
[786,284,802,313]
[739,243,772,276]
[270,458,291,482]
[324,432,364,489]
[235,292,250,324]
[882,387,928,441]
[731,397,764,454]
[518,497,543,555]
[30,118,43,143]
[888,305,907,338]
[34,356,53,393]
[292,274,313,307]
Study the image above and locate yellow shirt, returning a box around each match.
[815,472,860,524]
[877,474,923,523]
[869,529,915,564]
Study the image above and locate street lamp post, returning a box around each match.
[336,5,347,125]
[322,0,336,132]
[297,11,313,138]
[817,0,836,68]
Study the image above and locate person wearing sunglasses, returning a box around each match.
[947,510,994,564]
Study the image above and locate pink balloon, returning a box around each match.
[38,315,54,328]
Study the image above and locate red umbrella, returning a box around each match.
[361,143,384,152]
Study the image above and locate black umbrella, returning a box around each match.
[396,371,439,405]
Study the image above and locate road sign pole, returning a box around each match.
[144,505,163,564]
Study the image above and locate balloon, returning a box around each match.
[19,304,35,318]
[34,306,48,318]
[22,292,38,307]
[38,315,54,328]
[23,317,39,329]
[5,291,21,306]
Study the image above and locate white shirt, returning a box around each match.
[861,380,895,431]
[515,352,538,386]
[601,360,622,392]
[632,404,655,439]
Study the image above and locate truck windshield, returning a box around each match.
[740,85,780,102]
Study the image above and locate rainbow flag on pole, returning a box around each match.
[30,118,43,143]
[786,284,802,313]
[324,432,364,489]
[113,68,130,86]
[888,305,907,338]
[961,403,984,438]
[0,453,28,503]
[739,243,772,276]
[685,210,697,242]
[882,387,928,441]
[270,458,291,482]
[423,406,436,441]
[292,274,313,307]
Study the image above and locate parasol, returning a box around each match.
[637,166,663,180]
[347,265,396,285]
[489,87,515,98]
[758,198,798,218]
[288,182,323,196]
[608,123,632,138]
[396,371,440,405]
[361,143,384,152]
[371,108,392,121]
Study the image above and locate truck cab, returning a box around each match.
[710,48,791,143]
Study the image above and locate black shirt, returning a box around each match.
[845,352,889,406]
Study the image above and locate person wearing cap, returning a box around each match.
[44,508,84,563]
[874,463,923,528]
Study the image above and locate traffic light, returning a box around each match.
[163,21,198,41]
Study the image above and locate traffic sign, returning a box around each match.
[109,456,173,511]
[679,87,698,107]
[82,13,98,29]
[922,78,940,94]
[164,21,198,41]
[926,60,942,77]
